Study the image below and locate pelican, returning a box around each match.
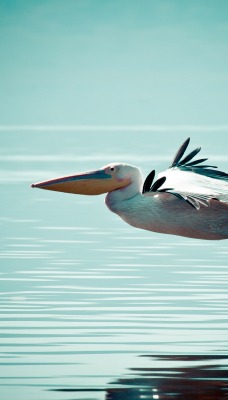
[31,138,228,240]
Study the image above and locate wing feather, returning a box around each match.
[170,137,190,167]
[142,170,155,194]
[179,147,201,166]
[142,138,228,209]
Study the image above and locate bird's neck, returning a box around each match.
[105,180,141,213]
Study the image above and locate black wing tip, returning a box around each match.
[150,176,166,192]
[179,147,201,166]
[142,169,155,193]
[170,137,191,167]
[143,175,169,194]
[142,171,168,194]
[170,138,221,172]
[183,137,191,147]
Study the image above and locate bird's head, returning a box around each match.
[31,163,141,195]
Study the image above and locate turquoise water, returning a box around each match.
[0,129,228,400]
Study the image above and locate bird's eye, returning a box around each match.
[110,167,115,171]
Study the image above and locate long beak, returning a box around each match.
[31,168,129,195]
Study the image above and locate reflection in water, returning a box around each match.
[51,355,228,400]
[107,355,228,400]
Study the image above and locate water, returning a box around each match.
[0,129,228,400]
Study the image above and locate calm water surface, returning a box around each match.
[0,130,228,400]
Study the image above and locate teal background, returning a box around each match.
[0,0,228,125]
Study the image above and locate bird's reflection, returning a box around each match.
[50,355,228,399]
[105,355,228,400]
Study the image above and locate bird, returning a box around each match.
[31,138,228,240]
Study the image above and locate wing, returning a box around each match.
[142,137,228,210]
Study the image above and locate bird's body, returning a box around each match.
[107,188,228,240]
[32,138,228,240]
